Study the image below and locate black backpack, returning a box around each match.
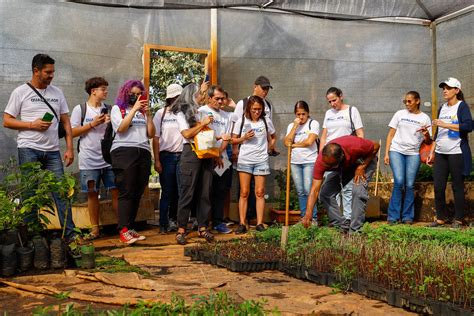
[101,107,125,164]
[77,103,111,153]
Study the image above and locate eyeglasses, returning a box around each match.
[403,100,414,104]
[213,97,226,101]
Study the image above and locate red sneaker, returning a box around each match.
[128,229,146,241]
[119,228,138,244]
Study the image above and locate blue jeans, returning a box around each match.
[387,151,421,222]
[158,151,181,226]
[290,163,317,218]
[18,148,76,238]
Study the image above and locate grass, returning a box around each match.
[92,254,150,277]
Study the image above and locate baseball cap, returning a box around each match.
[439,77,461,89]
[254,76,273,89]
[166,83,183,99]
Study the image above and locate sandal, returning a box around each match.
[176,232,187,245]
[198,228,215,243]
[427,220,445,227]
[83,232,100,241]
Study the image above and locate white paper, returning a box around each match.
[214,156,231,176]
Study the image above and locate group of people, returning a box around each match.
[3,53,472,246]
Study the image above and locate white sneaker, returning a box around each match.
[128,229,146,241]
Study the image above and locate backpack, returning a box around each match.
[308,118,321,152]
[77,103,110,153]
[101,107,125,164]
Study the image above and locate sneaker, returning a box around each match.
[427,220,444,227]
[128,229,146,241]
[190,217,199,231]
[311,219,318,227]
[452,220,463,229]
[159,225,169,234]
[214,223,232,234]
[256,224,266,232]
[388,220,398,225]
[168,220,178,232]
[119,228,138,244]
[234,224,247,235]
[402,220,413,225]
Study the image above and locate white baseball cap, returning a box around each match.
[166,83,183,99]
[439,77,461,89]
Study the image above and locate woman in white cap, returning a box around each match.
[427,77,472,228]
[152,83,183,233]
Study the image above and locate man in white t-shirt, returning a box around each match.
[71,77,118,239]
[198,85,233,234]
[3,54,77,240]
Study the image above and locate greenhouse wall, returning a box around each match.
[0,1,471,180]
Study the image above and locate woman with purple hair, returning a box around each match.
[110,80,155,244]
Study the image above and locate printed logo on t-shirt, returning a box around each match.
[326,115,346,122]
[399,117,423,126]
[30,97,59,103]
[162,118,177,124]
[131,111,147,125]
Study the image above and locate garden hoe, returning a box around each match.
[281,145,291,248]
[366,139,382,218]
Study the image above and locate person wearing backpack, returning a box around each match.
[284,101,320,224]
[71,77,118,240]
[230,76,278,224]
[152,83,183,233]
[232,95,276,234]
[110,80,155,244]
[319,87,364,225]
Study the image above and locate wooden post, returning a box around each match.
[430,22,438,134]
[210,8,218,85]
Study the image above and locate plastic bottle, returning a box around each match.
[447,117,460,139]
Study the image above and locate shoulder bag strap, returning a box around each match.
[349,106,355,133]
[27,82,59,120]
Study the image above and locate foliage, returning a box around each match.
[273,169,299,210]
[32,291,278,315]
[0,158,77,234]
[415,163,433,182]
[93,254,150,276]
[149,49,206,111]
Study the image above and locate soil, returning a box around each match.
[0,227,415,315]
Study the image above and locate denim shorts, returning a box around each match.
[237,161,270,176]
[80,167,116,192]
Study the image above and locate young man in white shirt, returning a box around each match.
[198,85,232,234]
[3,53,77,240]
[71,77,119,239]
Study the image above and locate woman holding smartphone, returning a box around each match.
[428,78,472,228]
[110,80,155,244]
[232,96,276,234]
[384,91,431,225]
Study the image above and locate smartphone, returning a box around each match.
[100,107,108,115]
[205,74,210,82]
[42,112,54,122]
[138,94,148,102]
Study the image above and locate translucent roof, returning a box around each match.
[73,0,473,21]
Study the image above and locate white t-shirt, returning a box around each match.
[110,105,150,152]
[233,117,275,164]
[70,103,110,170]
[176,112,196,144]
[153,108,183,153]
[435,102,462,154]
[322,106,363,143]
[388,109,432,155]
[231,96,273,123]
[198,105,231,148]
[286,119,320,164]
[4,83,69,151]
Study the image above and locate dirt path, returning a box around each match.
[0,229,415,315]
